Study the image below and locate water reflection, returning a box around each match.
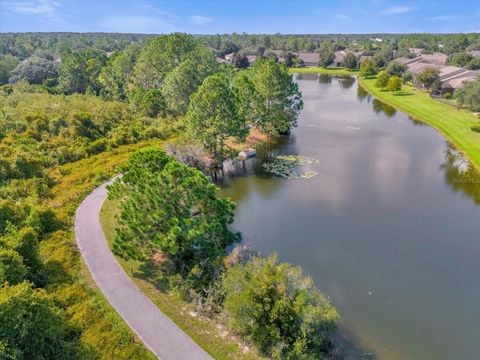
[357,85,370,102]
[319,73,332,84]
[372,99,397,117]
[219,75,480,360]
[443,147,480,205]
[338,76,356,89]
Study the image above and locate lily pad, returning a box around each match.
[262,155,319,179]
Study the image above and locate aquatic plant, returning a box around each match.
[262,155,318,179]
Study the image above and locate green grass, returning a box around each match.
[358,76,480,171]
[289,67,358,75]
[100,197,265,360]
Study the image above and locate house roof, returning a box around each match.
[224,52,235,60]
[470,50,480,57]
[443,72,478,89]
[295,52,319,64]
[407,61,436,74]
[269,49,284,56]
[439,66,466,80]
[246,55,257,63]
[419,52,447,65]
[334,51,346,63]
[409,48,425,56]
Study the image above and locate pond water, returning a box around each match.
[218,74,480,360]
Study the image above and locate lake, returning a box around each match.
[219,74,480,360]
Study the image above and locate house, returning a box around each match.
[224,52,236,61]
[333,51,346,67]
[409,48,425,56]
[295,52,319,67]
[470,51,480,58]
[419,53,447,66]
[439,66,467,81]
[408,61,435,75]
[246,55,257,63]
[442,71,479,92]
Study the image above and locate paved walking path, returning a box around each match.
[75,179,212,360]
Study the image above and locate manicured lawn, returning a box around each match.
[358,76,480,171]
[100,197,265,360]
[289,67,358,75]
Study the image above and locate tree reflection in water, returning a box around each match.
[442,147,480,205]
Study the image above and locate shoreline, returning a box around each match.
[289,68,480,172]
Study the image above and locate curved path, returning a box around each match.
[75,178,212,360]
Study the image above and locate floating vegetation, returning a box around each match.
[262,155,319,179]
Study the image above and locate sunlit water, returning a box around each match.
[218,74,480,360]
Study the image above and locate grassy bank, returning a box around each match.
[358,76,480,171]
[43,141,167,359]
[289,67,358,75]
[100,197,265,360]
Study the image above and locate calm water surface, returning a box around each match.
[219,74,480,360]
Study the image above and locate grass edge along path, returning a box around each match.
[288,67,480,171]
[100,194,264,360]
[44,141,166,359]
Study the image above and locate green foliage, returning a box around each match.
[387,76,403,94]
[0,226,44,286]
[415,67,440,89]
[375,70,390,90]
[471,123,480,133]
[386,60,407,77]
[9,56,58,85]
[162,47,219,116]
[0,282,72,359]
[0,249,27,285]
[447,52,474,67]
[343,52,358,69]
[131,33,198,90]
[0,55,20,85]
[108,149,240,289]
[58,48,107,94]
[318,46,335,67]
[98,44,141,101]
[248,58,303,134]
[359,58,377,78]
[186,73,247,161]
[455,76,480,112]
[221,255,338,359]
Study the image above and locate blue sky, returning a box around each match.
[1,0,479,34]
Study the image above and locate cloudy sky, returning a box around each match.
[1,0,479,34]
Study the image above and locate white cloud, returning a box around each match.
[100,15,176,33]
[5,0,62,19]
[189,15,213,26]
[428,14,460,21]
[383,6,414,15]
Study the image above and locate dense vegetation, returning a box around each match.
[1,30,479,358]
[0,88,162,358]
[0,32,306,358]
[108,149,338,359]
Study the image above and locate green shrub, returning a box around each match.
[443,92,452,99]
[221,254,338,359]
[471,123,480,132]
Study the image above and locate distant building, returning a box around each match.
[333,51,346,67]
[246,55,257,63]
[398,52,478,91]
[470,50,480,57]
[224,52,235,61]
[408,48,425,56]
[295,52,319,67]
